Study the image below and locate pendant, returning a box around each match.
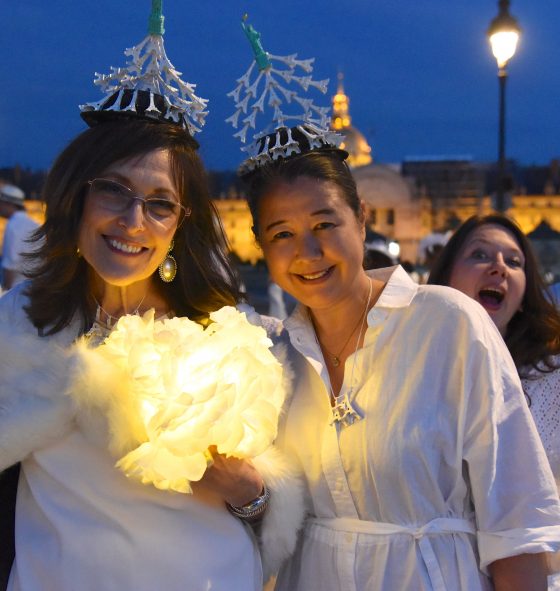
[331,390,363,428]
[332,356,340,367]
[84,321,111,348]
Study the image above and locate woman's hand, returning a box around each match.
[489,552,548,590]
[199,446,264,507]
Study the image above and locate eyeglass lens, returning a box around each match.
[89,179,187,224]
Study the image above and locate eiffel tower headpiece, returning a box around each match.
[226,16,347,176]
[80,1,208,138]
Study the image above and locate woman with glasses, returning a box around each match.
[0,118,270,591]
[0,7,302,590]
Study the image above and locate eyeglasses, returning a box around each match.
[87,178,190,226]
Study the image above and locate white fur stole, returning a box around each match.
[0,327,76,471]
[0,316,306,579]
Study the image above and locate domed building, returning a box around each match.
[352,164,429,264]
[331,77,428,263]
[331,74,372,169]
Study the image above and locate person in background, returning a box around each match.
[363,229,396,271]
[268,279,289,319]
[0,185,39,291]
[362,247,395,271]
[428,213,560,589]
[228,19,560,591]
[416,232,450,283]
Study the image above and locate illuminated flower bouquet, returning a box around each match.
[77,307,285,493]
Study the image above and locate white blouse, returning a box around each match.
[524,358,560,485]
[275,266,560,591]
[523,358,560,590]
[0,284,262,591]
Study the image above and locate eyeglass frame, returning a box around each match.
[86,178,191,227]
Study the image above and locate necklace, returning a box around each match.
[84,294,147,347]
[93,293,148,328]
[313,279,373,428]
[315,279,373,367]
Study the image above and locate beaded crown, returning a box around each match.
[226,17,346,176]
[80,1,208,136]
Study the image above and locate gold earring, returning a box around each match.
[159,240,177,283]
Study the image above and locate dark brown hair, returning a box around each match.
[243,150,361,235]
[428,214,560,374]
[24,119,242,335]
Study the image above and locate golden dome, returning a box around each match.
[331,73,372,169]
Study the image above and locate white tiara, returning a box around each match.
[226,18,344,174]
[80,1,208,135]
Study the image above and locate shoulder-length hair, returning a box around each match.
[428,214,560,374]
[243,150,362,235]
[24,119,242,336]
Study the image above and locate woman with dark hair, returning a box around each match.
[227,20,560,589]
[25,119,240,334]
[428,214,560,588]
[428,214,560,374]
[0,126,263,590]
[246,152,560,591]
[0,7,303,591]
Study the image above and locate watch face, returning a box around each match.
[226,484,270,520]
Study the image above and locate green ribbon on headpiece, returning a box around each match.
[241,17,271,71]
[149,0,165,36]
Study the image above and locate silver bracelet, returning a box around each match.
[226,483,270,520]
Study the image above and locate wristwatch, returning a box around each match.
[226,483,270,520]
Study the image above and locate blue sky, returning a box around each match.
[1,1,558,172]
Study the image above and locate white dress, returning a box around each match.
[524,358,560,486]
[523,358,560,590]
[0,284,304,591]
[275,265,560,591]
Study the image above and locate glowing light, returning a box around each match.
[88,307,286,493]
[489,31,519,68]
[388,241,400,258]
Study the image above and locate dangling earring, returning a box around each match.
[159,240,177,283]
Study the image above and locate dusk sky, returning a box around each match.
[1,1,558,173]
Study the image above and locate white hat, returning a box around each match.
[80,2,207,137]
[0,184,25,206]
[227,18,346,176]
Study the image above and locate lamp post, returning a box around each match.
[487,0,521,212]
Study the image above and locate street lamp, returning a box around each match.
[487,0,521,212]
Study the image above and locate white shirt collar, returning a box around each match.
[371,265,418,310]
[285,265,418,334]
